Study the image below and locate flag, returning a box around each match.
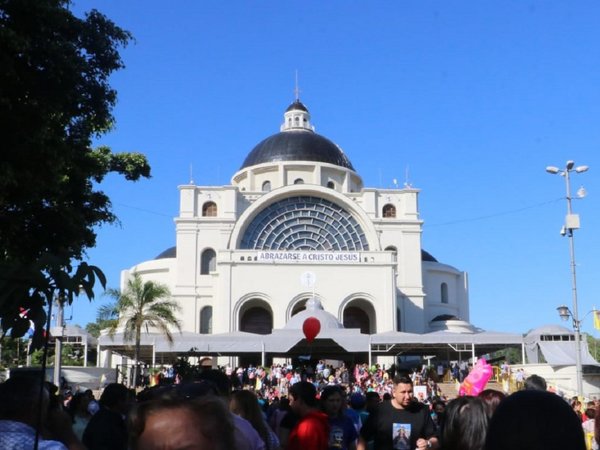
[594,310,600,331]
[25,320,35,339]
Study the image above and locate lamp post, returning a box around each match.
[547,160,588,398]
[53,296,65,388]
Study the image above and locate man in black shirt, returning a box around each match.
[358,375,439,450]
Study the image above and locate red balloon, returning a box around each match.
[302,317,321,343]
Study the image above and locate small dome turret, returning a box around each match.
[281,99,314,132]
[239,100,355,171]
[284,298,344,330]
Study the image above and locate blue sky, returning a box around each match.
[69,1,600,336]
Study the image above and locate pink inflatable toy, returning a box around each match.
[459,358,493,396]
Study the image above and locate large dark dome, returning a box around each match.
[240,130,355,171]
[155,246,176,259]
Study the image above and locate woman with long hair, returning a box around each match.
[230,389,280,450]
[320,385,358,450]
[477,389,505,419]
[67,392,92,441]
[441,396,488,450]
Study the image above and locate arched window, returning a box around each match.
[240,307,272,335]
[200,248,216,274]
[202,201,217,217]
[327,181,335,189]
[294,178,304,185]
[239,195,369,251]
[200,306,212,334]
[382,204,396,218]
[262,181,271,192]
[441,283,449,304]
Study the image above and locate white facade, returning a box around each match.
[122,100,470,344]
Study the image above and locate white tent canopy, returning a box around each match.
[96,299,524,364]
[524,324,599,366]
[371,330,523,345]
[97,327,524,365]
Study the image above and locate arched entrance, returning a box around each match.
[238,300,273,367]
[342,298,376,334]
[240,306,272,335]
[343,307,370,334]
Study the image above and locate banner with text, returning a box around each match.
[257,251,361,264]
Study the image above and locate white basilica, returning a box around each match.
[89,99,598,397]
[120,98,470,344]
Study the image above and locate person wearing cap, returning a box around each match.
[287,381,329,450]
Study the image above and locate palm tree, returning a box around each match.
[86,303,119,338]
[104,272,181,387]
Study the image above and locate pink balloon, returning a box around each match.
[302,317,321,343]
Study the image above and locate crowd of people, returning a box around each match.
[0,362,594,450]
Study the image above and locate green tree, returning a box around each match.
[0,0,151,346]
[86,304,119,339]
[586,334,600,362]
[104,273,182,387]
[0,336,29,368]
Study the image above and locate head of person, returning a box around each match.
[278,397,290,411]
[523,374,547,391]
[100,382,132,415]
[478,389,505,418]
[288,381,318,416]
[230,389,267,432]
[442,395,488,450]
[0,376,49,426]
[349,392,366,411]
[365,391,381,412]
[129,395,235,450]
[197,369,232,397]
[485,390,586,450]
[432,398,446,420]
[320,385,345,417]
[69,391,91,417]
[391,375,414,409]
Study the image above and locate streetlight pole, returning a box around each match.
[53,296,65,388]
[547,160,588,398]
